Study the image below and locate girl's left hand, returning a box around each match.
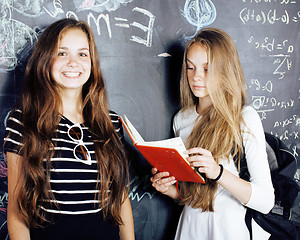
[186,147,221,180]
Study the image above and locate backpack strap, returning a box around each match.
[245,209,253,240]
[233,147,253,239]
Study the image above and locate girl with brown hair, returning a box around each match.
[150,28,274,240]
[4,18,134,240]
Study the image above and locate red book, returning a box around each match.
[120,116,205,183]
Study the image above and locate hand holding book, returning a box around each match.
[120,115,205,183]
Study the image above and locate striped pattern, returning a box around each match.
[4,109,123,215]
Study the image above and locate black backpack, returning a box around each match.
[237,132,300,240]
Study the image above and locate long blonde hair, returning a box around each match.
[179,28,247,211]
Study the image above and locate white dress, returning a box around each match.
[173,106,275,240]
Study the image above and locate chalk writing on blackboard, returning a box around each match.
[240,8,299,25]
[252,95,294,116]
[291,146,298,159]
[248,79,273,92]
[274,115,298,128]
[248,36,294,79]
[242,0,297,3]
[47,1,157,47]
[270,129,299,141]
[248,37,294,53]
[0,0,157,71]
[270,54,292,79]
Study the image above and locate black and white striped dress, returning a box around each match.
[4,109,123,240]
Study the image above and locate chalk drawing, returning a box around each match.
[0,220,7,231]
[0,0,39,70]
[82,0,96,9]
[0,217,8,240]
[43,0,64,17]
[129,175,155,202]
[0,193,8,210]
[0,162,7,178]
[74,0,134,12]
[182,0,216,39]
[11,0,46,17]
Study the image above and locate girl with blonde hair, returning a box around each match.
[151,28,274,240]
[4,18,134,240]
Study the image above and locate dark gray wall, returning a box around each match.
[0,1,299,239]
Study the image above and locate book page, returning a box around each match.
[122,115,188,160]
[141,137,188,159]
[123,115,145,144]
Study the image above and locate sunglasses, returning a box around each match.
[67,123,92,165]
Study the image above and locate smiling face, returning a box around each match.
[186,43,210,100]
[51,28,91,93]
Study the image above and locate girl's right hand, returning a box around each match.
[150,168,177,195]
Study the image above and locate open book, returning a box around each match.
[120,115,205,183]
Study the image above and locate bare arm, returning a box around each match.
[216,166,251,204]
[187,147,252,204]
[119,195,135,240]
[7,152,30,240]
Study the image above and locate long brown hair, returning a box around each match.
[179,28,247,211]
[16,18,128,226]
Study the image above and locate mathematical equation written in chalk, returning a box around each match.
[240,0,299,25]
[242,0,296,3]
[247,78,298,131]
[247,36,294,79]
[273,114,298,128]
[270,129,299,148]
[252,95,294,113]
[248,79,273,92]
[271,115,299,145]
[44,0,155,47]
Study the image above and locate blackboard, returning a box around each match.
[0,0,299,239]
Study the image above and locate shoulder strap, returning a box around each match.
[233,146,253,239]
[233,146,250,182]
[245,209,253,240]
